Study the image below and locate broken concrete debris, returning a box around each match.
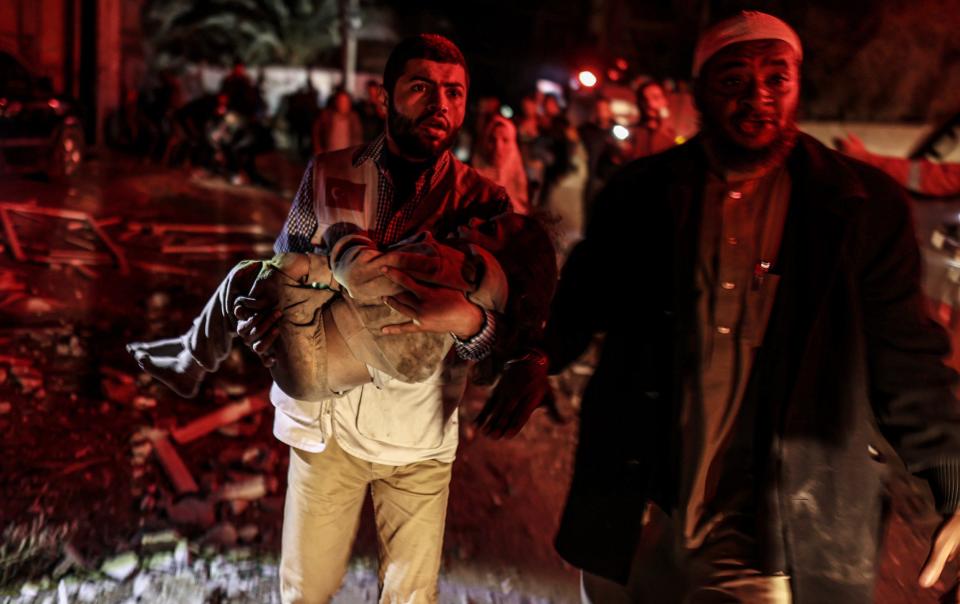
[165,496,215,529]
[203,522,238,548]
[237,524,259,543]
[146,430,200,495]
[0,201,130,274]
[100,551,139,582]
[139,530,180,552]
[170,394,269,444]
[133,395,157,410]
[217,475,269,502]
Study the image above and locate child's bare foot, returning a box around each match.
[127,338,206,398]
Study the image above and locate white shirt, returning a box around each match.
[271,365,460,465]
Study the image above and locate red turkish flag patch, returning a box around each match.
[325,177,366,212]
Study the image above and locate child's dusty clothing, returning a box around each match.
[128,228,509,400]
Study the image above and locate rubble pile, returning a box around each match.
[0,324,290,600]
[0,195,291,599]
[0,174,590,602]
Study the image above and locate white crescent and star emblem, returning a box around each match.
[325,178,365,211]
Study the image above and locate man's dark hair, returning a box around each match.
[327,87,351,107]
[382,34,469,99]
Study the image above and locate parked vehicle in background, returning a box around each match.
[903,112,960,325]
[804,115,960,317]
[0,51,84,180]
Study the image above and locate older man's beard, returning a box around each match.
[698,108,799,173]
[387,102,459,161]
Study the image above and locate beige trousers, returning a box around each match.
[279,438,452,604]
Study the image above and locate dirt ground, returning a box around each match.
[1,153,959,603]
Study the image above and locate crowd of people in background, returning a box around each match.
[105,60,698,240]
[104,56,957,242]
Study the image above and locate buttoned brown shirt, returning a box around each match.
[679,162,792,549]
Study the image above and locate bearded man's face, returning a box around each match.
[384,58,467,160]
[696,39,800,169]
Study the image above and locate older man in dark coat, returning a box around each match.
[478,11,960,603]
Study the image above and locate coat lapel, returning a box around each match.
[760,134,866,411]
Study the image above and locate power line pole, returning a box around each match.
[339,0,360,94]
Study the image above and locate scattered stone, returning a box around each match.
[174,539,190,567]
[218,475,267,501]
[0,401,11,414]
[20,581,41,597]
[64,542,88,568]
[225,547,253,562]
[223,382,247,397]
[140,529,180,551]
[166,496,215,529]
[144,550,175,572]
[241,446,278,472]
[77,581,101,602]
[204,522,238,548]
[148,430,199,495]
[217,413,262,438]
[52,542,87,578]
[57,577,75,604]
[11,364,42,393]
[24,296,58,314]
[171,394,268,444]
[100,551,139,581]
[130,435,153,460]
[106,376,140,405]
[218,446,245,466]
[133,396,157,410]
[241,446,264,466]
[228,499,250,515]
[259,496,284,514]
[139,493,156,512]
[237,523,259,543]
[132,572,153,598]
[147,291,171,313]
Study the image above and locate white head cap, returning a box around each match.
[692,11,803,77]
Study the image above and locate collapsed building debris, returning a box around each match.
[146,430,200,496]
[171,394,269,445]
[0,201,129,274]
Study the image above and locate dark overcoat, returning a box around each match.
[544,133,960,602]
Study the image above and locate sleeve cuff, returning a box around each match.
[453,308,496,361]
[919,458,960,512]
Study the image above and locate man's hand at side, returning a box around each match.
[919,511,960,596]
